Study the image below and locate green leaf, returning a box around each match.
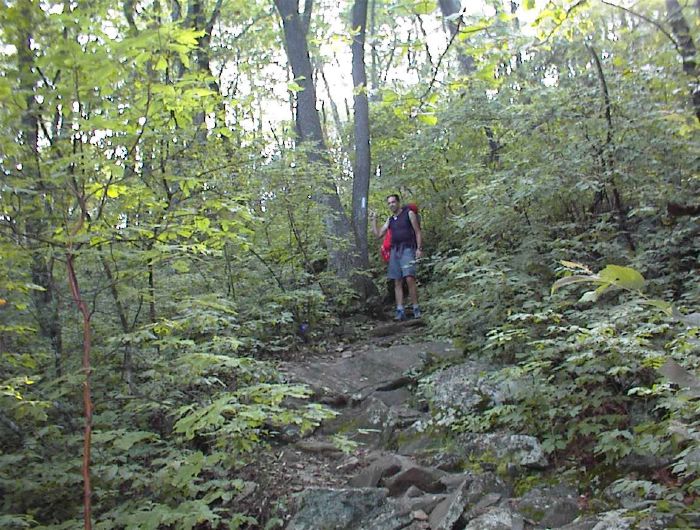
[598,265,645,291]
[417,113,438,126]
[113,431,158,451]
[287,80,305,93]
[413,1,436,15]
[551,274,599,294]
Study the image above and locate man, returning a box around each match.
[370,194,423,321]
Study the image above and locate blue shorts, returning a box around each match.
[388,247,417,280]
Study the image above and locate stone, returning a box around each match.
[287,487,388,530]
[456,432,549,468]
[428,479,470,530]
[374,387,413,407]
[404,493,448,514]
[348,454,404,488]
[404,485,425,498]
[383,464,447,496]
[462,506,524,530]
[421,361,511,414]
[321,396,394,448]
[295,439,344,456]
[464,472,510,504]
[514,484,579,527]
[281,341,460,400]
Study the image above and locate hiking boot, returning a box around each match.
[395,308,407,321]
[412,306,422,319]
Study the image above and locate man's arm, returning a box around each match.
[370,211,390,239]
[409,210,423,258]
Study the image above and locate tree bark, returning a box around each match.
[351,0,371,268]
[15,0,64,376]
[666,0,700,121]
[438,0,474,73]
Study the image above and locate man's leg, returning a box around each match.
[405,275,421,318]
[394,279,404,306]
[405,276,418,306]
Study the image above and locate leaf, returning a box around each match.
[287,80,305,93]
[417,113,438,126]
[551,274,599,294]
[578,290,599,303]
[639,299,674,316]
[598,265,645,291]
[113,431,158,451]
[524,0,535,9]
[413,1,436,15]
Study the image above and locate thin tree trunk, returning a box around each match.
[351,0,371,269]
[66,253,93,530]
[16,0,64,376]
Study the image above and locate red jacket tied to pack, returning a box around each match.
[381,203,419,262]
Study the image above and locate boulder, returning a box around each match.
[428,479,470,530]
[287,487,388,530]
[383,464,447,496]
[320,396,394,448]
[348,454,405,488]
[462,506,524,530]
[421,361,510,413]
[456,432,549,468]
[514,484,579,527]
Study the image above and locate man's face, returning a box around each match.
[387,196,400,214]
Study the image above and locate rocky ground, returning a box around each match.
[236,319,684,530]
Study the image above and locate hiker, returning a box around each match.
[370,194,423,321]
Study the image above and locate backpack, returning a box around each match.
[381,203,419,262]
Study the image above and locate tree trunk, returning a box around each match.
[15,0,64,376]
[438,0,474,73]
[666,0,700,121]
[351,0,371,269]
[273,0,360,279]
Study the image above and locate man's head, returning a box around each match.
[386,194,401,214]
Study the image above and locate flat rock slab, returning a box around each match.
[280,341,460,399]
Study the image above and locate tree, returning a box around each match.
[665,0,700,121]
[351,0,372,268]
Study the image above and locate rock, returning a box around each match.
[404,485,425,498]
[514,484,579,528]
[456,432,549,468]
[383,465,447,496]
[287,487,388,530]
[404,493,448,514]
[349,454,404,488]
[374,387,413,407]
[428,479,470,530]
[462,506,524,530]
[464,472,510,504]
[321,396,394,448]
[295,440,344,456]
[412,509,429,521]
[438,472,472,490]
[421,361,509,413]
[281,341,460,401]
[336,456,361,473]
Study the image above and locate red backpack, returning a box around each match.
[381,203,419,262]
